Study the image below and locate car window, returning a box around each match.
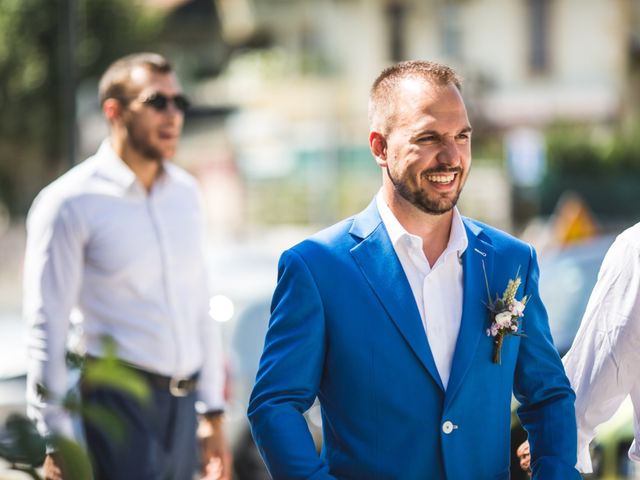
[539,237,613,355]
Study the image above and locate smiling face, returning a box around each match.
[371,77,472,217]
[118,66,185,162]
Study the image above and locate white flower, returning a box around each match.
[495,311,513,328]
[509,300,526,317]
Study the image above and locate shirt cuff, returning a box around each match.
[195,377,226,413]
[576,442,593,473]
[628,439,640,464]
[195,398,226,415]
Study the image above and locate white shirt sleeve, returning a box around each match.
[23,191,86,440]
[563,232,640,473]
[195,267,226,412]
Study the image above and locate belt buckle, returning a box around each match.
[169,377,190,397]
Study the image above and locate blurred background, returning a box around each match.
[1,0,640,478]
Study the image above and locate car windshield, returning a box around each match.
[539,236,614,356]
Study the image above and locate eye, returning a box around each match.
[417,134,439,143]
[456,132,471,142]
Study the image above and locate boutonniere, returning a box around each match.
[483,262,527,364]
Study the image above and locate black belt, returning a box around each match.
[133,368,199,398]
[84,356,199,397]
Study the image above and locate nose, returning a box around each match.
[435,138,460,167]
[165,100,183,116]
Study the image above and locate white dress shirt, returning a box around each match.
[376,192,468,389]
[24,139,225,439]
[563,222,640,473]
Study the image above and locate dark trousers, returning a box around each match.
[81,382,198,480]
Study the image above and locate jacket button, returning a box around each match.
[442,421,455,434]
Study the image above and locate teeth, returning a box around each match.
[426,174,455,184]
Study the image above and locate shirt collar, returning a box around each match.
[375,190,468,259]
[94,139,171,193]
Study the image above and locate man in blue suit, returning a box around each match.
[248,60,580,479]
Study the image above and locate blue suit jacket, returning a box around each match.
[248,200,580,480]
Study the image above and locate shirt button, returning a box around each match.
[442,421,455,434]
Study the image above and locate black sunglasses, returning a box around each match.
[137,93,191,113]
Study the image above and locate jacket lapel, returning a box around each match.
[349,201,444,391]
[444,219,494,409]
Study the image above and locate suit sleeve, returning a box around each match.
[247,248,336,480]
[513,246,581,480]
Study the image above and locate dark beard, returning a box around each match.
[386,165,463,215]
[125,118,163,162]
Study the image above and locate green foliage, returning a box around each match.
[50,436,93,480]
[0,1,60,144]
[545,122,640,175]
[0,414,94,480]
[81,341,150,404]
[0,413,94,480]
[0,414,46,478]
[76,0,166,75]
[0,341,150,478]
[535,122,640,219]
[80,403,129,446]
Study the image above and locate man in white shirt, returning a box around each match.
[24,52,231,480]
[247,60,579,480]
[518,222,640,475]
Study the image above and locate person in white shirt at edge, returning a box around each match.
[23,52,231,480]
[517,222,640,476]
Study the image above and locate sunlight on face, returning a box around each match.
[384,80,472,216]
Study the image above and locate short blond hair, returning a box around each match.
[98,52,173,105]
[368,60,462,134]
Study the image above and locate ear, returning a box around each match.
[369,131,387,167]
[102,98,123,123]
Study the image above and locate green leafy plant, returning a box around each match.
[0,339,150,479]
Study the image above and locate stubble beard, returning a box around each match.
[125,118,165,163]
[386,165,464,215]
